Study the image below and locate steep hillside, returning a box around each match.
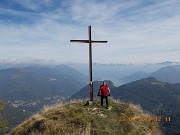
[0,65,88,101]
[9,99,162,135]
[0,101,8,135]
[70,80,115,100]
[150,65,180,83]
[0,65,88,129]
[112,77,180,112]
[111,78,180,135]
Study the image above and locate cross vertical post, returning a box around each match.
[89,26,93,101]
[70,25,107,102]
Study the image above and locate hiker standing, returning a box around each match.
[98,81,110,109]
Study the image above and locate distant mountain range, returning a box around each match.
[150,65,180,84]
[69,61,180,85]
[0,64,89,129]
[119,65,180,84]
[0,61,179,86]
[0,65,88,101]
[70,78,180,135]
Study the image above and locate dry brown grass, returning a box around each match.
[8,99,162,135]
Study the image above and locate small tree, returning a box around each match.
[0,100,8,133]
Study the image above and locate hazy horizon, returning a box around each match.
[0,58,179,65]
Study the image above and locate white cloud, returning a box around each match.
[0,0,180,63]
[66,0,120,24]
[12,0,53,11]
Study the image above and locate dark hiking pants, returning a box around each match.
[101,96,108,107]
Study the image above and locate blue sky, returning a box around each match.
[0,0,180,64]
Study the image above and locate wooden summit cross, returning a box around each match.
[70,25,107,102]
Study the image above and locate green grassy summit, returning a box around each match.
[9,99,162,135]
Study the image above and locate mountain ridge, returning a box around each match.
[0,65,88,130]
[0,65,88,101]
[150,65,180,83]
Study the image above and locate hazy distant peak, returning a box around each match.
[150,65,180,84]
[157,61,180,66]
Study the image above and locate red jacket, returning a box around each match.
[100,85,110,96]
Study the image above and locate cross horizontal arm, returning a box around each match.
[70,40,107,43]
[70,40,89,43]
[92,41,107,43]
